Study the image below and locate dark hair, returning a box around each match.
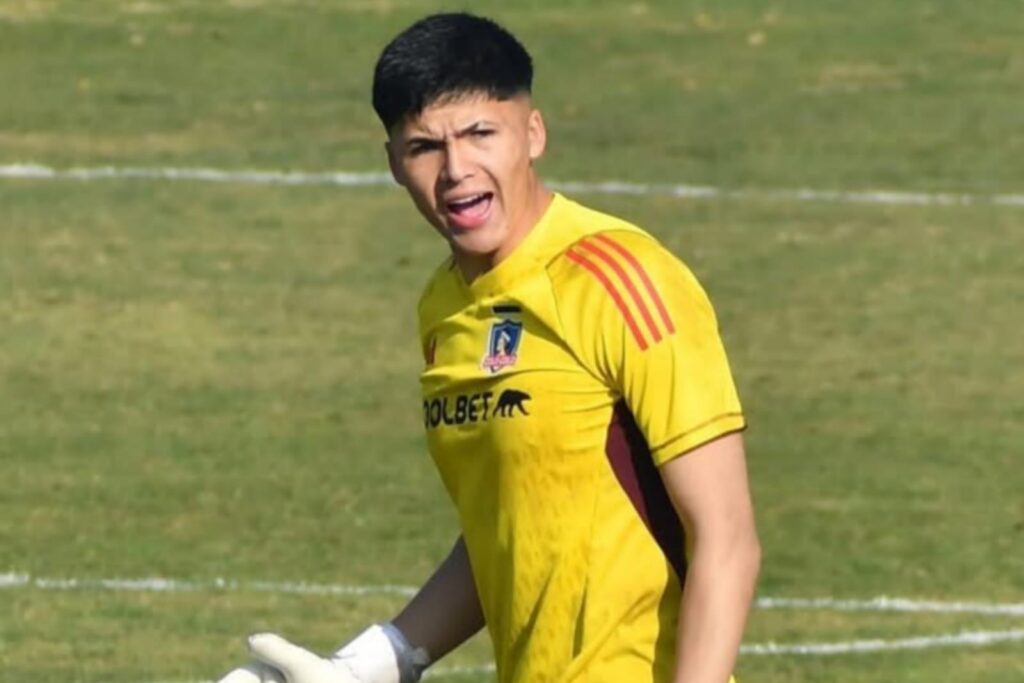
[372,13,534,132]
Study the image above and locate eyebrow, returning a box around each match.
[405,120,498,147]
[405,136,442,150]
[458,120,497,135]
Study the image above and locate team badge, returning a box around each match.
[482,319,523,374]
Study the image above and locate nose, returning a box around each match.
[441,141,471,185]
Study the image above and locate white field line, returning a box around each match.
[424,629,1024,670]
[755,595,1024,618]
[6,571,1021,676]
[0,163,394,188]
[739,628,1024,656]
[5,571,1024,619]
[0,572,417,598]
[3,162,1024,208]
[149,628,1024,682]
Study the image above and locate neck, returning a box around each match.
[455,178,553,283]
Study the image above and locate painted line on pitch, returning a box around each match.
[428,629,1024,668]
[0,572,417,598]
[426,628,1024,668]
[145,628,1024,683]
[4,571,1024,618]
[740,628,1024,655]
[3,162,1024,208]
[755,595,1024,618]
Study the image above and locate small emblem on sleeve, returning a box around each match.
[482,319,523,374]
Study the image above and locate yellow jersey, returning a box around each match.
[418,194,745,682]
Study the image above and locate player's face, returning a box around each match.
[386,93,548,278]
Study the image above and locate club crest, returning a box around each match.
[482,319,523,374]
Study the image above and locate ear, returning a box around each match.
[385,139,407,187]
[527,108,547,162]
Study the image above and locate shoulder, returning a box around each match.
[543,196,684,273]
[545,202,704,316]
[540,195,653,265]
[544,206,716,361]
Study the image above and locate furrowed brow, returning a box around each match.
[455,121,497,137]
[405,135,443,150]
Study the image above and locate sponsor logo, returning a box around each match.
[482,319,523,374]
[423,389,532,429]
[493,389,530,417]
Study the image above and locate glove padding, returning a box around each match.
[216,626,405,683]
[216,634,360,683]
[216,659,286,683]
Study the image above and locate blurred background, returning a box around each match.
[1,1,1022,681]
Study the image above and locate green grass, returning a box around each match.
[1,1,1023,682]
[2,0,1023,190]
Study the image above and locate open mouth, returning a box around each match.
[445,192,494,230]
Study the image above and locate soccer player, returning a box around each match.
[218,12,760,683]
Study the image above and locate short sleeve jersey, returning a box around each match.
[418,194,745,683]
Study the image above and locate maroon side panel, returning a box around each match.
[605,400,688,581]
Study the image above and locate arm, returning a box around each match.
[391,536,486,661]
[217,537,484,683]
[660,432,760,683]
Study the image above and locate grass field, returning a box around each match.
[2,1,1023,681]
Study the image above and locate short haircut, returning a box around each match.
[372,12,534,133]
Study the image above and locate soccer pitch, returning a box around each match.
[2,1,1023,681]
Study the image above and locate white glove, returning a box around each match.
[217,625,424,683]
[214,634,360,683]
[216,660,287,683]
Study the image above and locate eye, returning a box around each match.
[408,140,442,157]
[471,128,495,138]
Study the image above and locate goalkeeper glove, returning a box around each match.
[216,623,430,683]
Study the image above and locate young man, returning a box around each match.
[218,12,760,683]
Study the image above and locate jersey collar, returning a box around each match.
[457,192,568,300]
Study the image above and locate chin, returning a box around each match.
[449,223,507,256]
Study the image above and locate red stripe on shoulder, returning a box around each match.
[578,238,662,343]
[566,249,648,350]
[593,233,676,335]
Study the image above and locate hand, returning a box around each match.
[216,634,360,683]
[216,660,285,683]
